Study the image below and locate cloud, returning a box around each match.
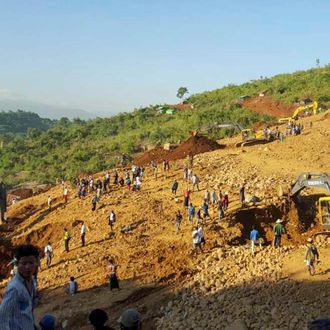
[0,88,21,100]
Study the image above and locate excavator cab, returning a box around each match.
[241,129,256,141]
[319,197,330,227]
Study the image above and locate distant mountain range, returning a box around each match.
[0,98,96,120]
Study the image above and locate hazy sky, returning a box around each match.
[0,0,329,115]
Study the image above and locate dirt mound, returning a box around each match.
[243,96,296,118]
[135,135,223,165]
[170,135,223,159]
[135,148,171,166]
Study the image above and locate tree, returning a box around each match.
[176,87,189,99]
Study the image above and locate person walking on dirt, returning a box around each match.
[109,210,116,232]
[211,190,217,207]
[92,195,98,211]
[273,219,286,248]
[218,203,224,223]
[222,192,229,211]
[114,170,119,186]
[171,179,178,195]
[217,190,223,206]
[183,188,190,208]
[154,166,158,180]
[198,225,205,247]
[204,189,210,204]
[81,221,86,247]
[305,238,319,276]
[196,208,202,225]
[188,203,195,222]
[183,165,188,181]
[65,276,78,295]
[108,259,120,291]
[191,174,200,191]
[44,242,53,267]
[47,195,52,210]
[192,227,202,251]
[175,210,183,232]
[202,202,210,221]
[63,186,68,204]
[64,228,71,252]
[250,225,260,255]
[126,176,131,191]
[239,185,245,205]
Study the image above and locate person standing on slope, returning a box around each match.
[63,186,68,204]
[239,185,245,205]
[44,242,53,267]
[250,225,260,255]
[171,179,179,195]
[273,219,286,248]
[108,259,120,291]
[183,188,190,208]
[80,221,86,247]
[305,238,319,276]
[109,210,116,233]
[175,210,183,232]
[64,228,71,252]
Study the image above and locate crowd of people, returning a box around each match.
[0,132,324,329]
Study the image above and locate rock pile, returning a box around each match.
[157,245,329,330]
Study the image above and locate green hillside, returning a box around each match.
[1,66,329,186]
[0,110,55,134]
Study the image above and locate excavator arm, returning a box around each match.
[192,123,243,136]
[291,173,330,196]
[292,101,318,119]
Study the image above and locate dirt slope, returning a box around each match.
[242,96,296,117]
[0,110,329,329]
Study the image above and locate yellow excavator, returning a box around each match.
[235,128,275,147]
[290,173,330,227]
[192,124,275,147]
[278,101,318,123]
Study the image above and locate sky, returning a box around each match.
[0,0,329,115]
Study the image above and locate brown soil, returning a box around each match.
[0,110,329,329]
[243,96,296,118]
[135,135,223,165]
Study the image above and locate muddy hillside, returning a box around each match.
[0,110,330,329]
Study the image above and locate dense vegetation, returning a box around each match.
[0,110,55,134]
[1,66,329,186]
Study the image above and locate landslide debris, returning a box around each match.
[135,135,222,165]
[0,110,329,329]
[157,245,330,330]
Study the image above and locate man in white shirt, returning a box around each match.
[44,242,53,267]
[66,276,78,295]
[109,211,116,233]
[47,196,52,210]
[191,175,200,191]
[198,226,205,246]
[81,221,86,247]
[63,187,68,204]
[192,227,202,251]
